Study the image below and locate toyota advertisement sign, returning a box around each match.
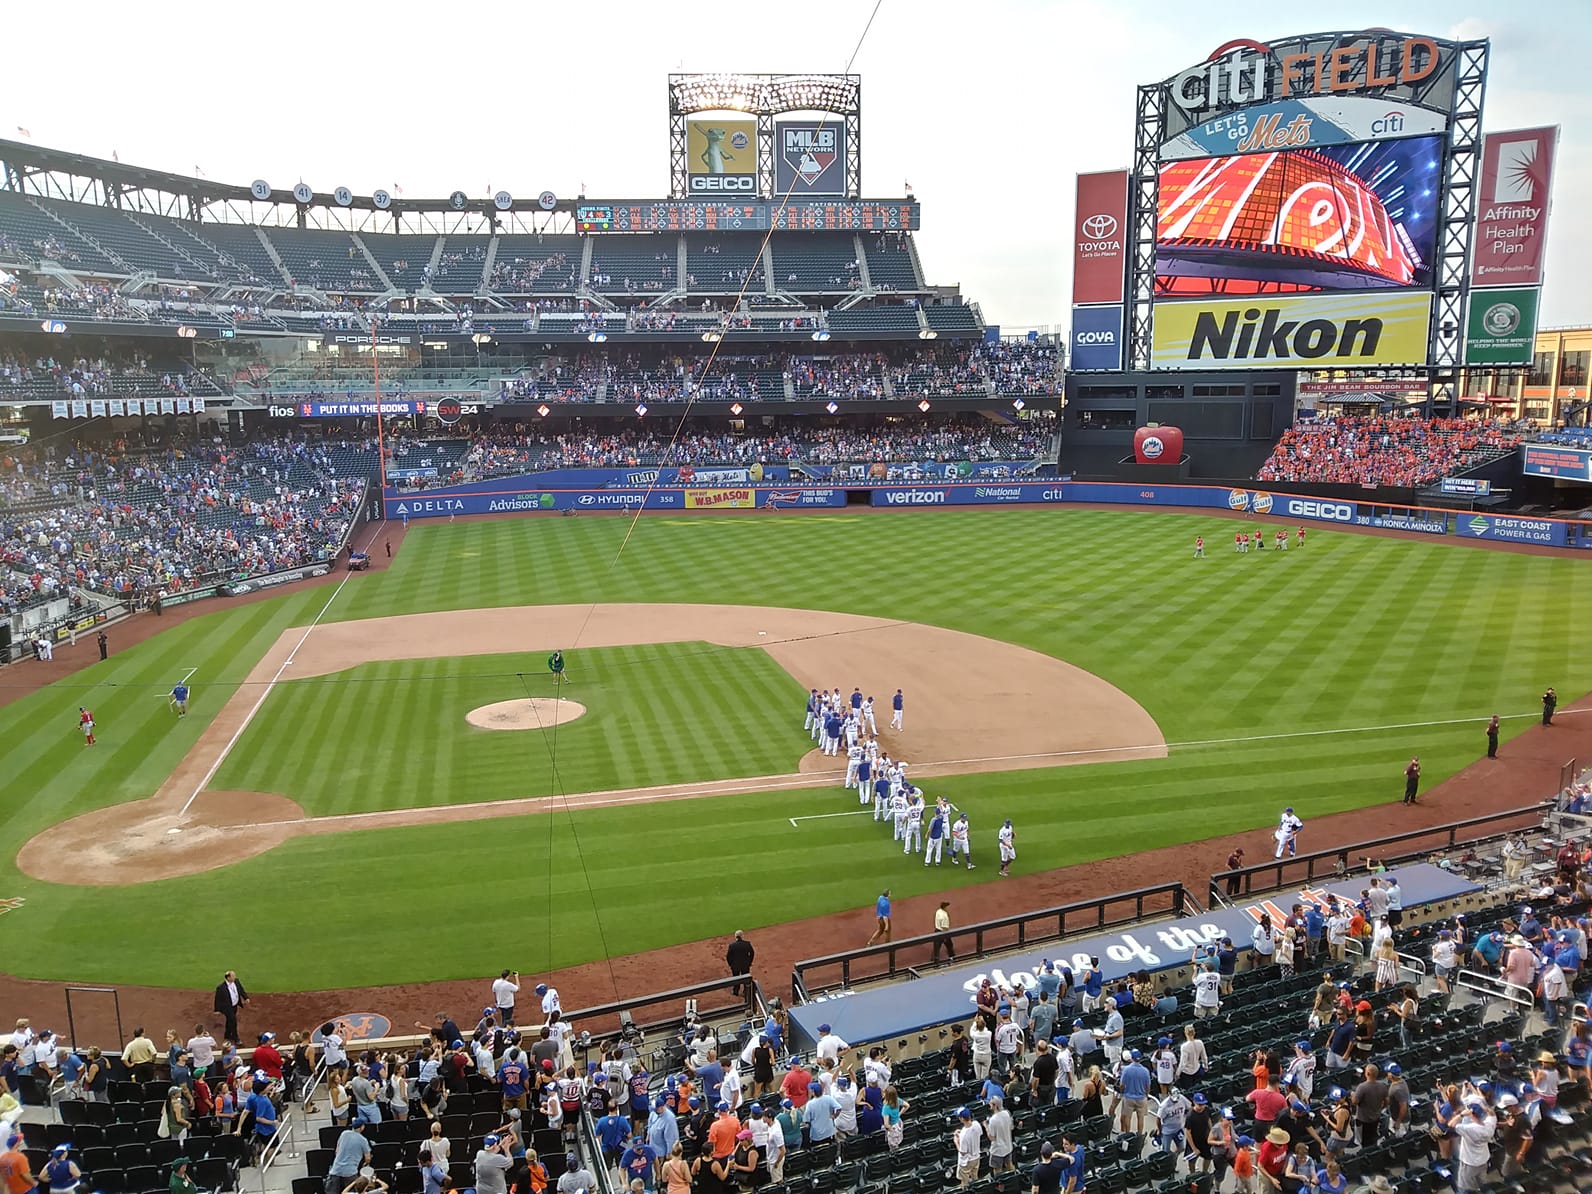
[1073,171,1129,305]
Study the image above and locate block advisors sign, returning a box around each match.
[1151,292,1431,370]
[1472,127,1558,287]
[1465,287,1541,366]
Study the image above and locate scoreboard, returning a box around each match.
[576,200,920,233]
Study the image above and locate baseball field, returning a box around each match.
[1,506,1588,992]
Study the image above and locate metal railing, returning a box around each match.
[256,1059,323,1194]
[1453,967,1535,1010]
[1208,805,1546,906]
[792,882,1191,1001]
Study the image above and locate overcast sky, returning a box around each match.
[5,2,1587,332]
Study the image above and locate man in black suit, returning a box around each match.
[725,930,755,1000]
[213,970,249,1042]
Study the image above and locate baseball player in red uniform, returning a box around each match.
[1252,530,1264,551]
[78,706,96,745]
[1297,526,1306,546]
[1194,536,1204,558]
[1235,531,1246,554]
[1276,530,1288,551]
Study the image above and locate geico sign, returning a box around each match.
[883,490,946,505]
[689,176,757,193]
[1285,498,1353,522]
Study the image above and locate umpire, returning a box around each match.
[726,930,755,1000]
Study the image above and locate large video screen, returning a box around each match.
[1156,135,1442,296]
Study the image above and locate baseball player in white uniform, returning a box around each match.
[902,792,924,855]
[951,814,974,868]
[803,689,819,734]
[844,741,863,788]
[890,788,910,842]
[845,714,860,749]
[998,819,1017,877]
[1274,807,1304,858]
[863,697,877,735]
[811,694,826,742]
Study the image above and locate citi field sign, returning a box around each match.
[1155,30,1460,140]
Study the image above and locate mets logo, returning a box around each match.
[1252,492,1273,514]
[1141,435,1164,459]
[766,490,802,508]
[0,897,24,918]
[311,1012,390,1042]
[1227,490,1251,511]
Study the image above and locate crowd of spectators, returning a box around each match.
[0,434,367,607]
[458,418,1051,478]
[1257,416,1527,487]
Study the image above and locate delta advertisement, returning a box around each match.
[686,120,757,195]
[1151,292,1431,370]
[1073,171,1130,305]
[774,122,846,196]
[1472,127,1559,287]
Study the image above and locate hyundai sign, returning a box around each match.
[1071,305,1124,371]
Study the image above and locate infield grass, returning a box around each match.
[0,507,1588,989]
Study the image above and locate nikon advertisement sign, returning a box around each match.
[1464,287,1541,366]
[1151,292,1431,370]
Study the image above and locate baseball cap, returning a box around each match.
[781,1099,793,1109]
[1191,1093,1208,1105]
[956,1106,972,1119]
[258,1032,275,1043]
[1129,1049,1142,1061]
[716,1100,730,1111]
[687,1097,700,1109]
[536,984,549,995]
[1235,1135,1254,1147]
[818,1023,831,1034]
[736,1129,753,1141]
[749,1104,762,1116]
[1328,1088,1344,1101]
[1355,1001,1372,1012]
[1497,1094,1519,1109]
[483,1006,496,1016]
[483,1135,500,1148]
[1497,1041,1514,1053]
[1295,1040,1310,1051]
[451,1039,464,1049]
[1072,1019,1084,1028]
[51,1145,70,1156]
[1386,1063,1401,1076]
[542,1060,555,1072]
[1158,1036,1172,1047]
[808,1083,822,1094]
[654,1096,666,1109]
[837,1077,850,1088]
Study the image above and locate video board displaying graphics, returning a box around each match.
[686,120,757,195]
[1156,135,1442,295]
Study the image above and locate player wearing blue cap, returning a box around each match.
[170,681,190,717]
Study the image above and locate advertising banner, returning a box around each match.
[1456,512,1566,547]
[684,488,755,509]
[1070,305,1124,371]
[1151,292,1431,370]
[1158,136,1441,295]
[686,120,757,195]
[774,122,846,196]
[1073,171,1129,305]
[1464,287,1541,366]
[1472,127,1558,287]
[787,862,1476,1046]
[286,400,430,418]
[1521,444,1592,482]
[1439,477,1492,497]
[1355,512,1447,534]
[1160,97,1449,160]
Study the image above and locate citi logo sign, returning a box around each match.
[1370,111,1406,136]
[883,490,946,505]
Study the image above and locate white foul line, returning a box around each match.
[788,810,873,828]
[178,667,197,683]
[178,576,354,818]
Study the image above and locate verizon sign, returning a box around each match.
[1471,126,1559,287]
[1072,171,1129,305]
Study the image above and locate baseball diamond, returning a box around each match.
[1,508,1588,992]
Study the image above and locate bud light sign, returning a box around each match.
[1070,305,1123,371]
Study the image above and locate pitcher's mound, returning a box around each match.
[467,698,586,731]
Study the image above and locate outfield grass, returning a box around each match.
[0,507,1588,990]
[214,644,808,814]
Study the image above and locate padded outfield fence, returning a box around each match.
[791,881,1192,1001]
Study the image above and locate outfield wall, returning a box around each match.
[385,478,1592,547]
